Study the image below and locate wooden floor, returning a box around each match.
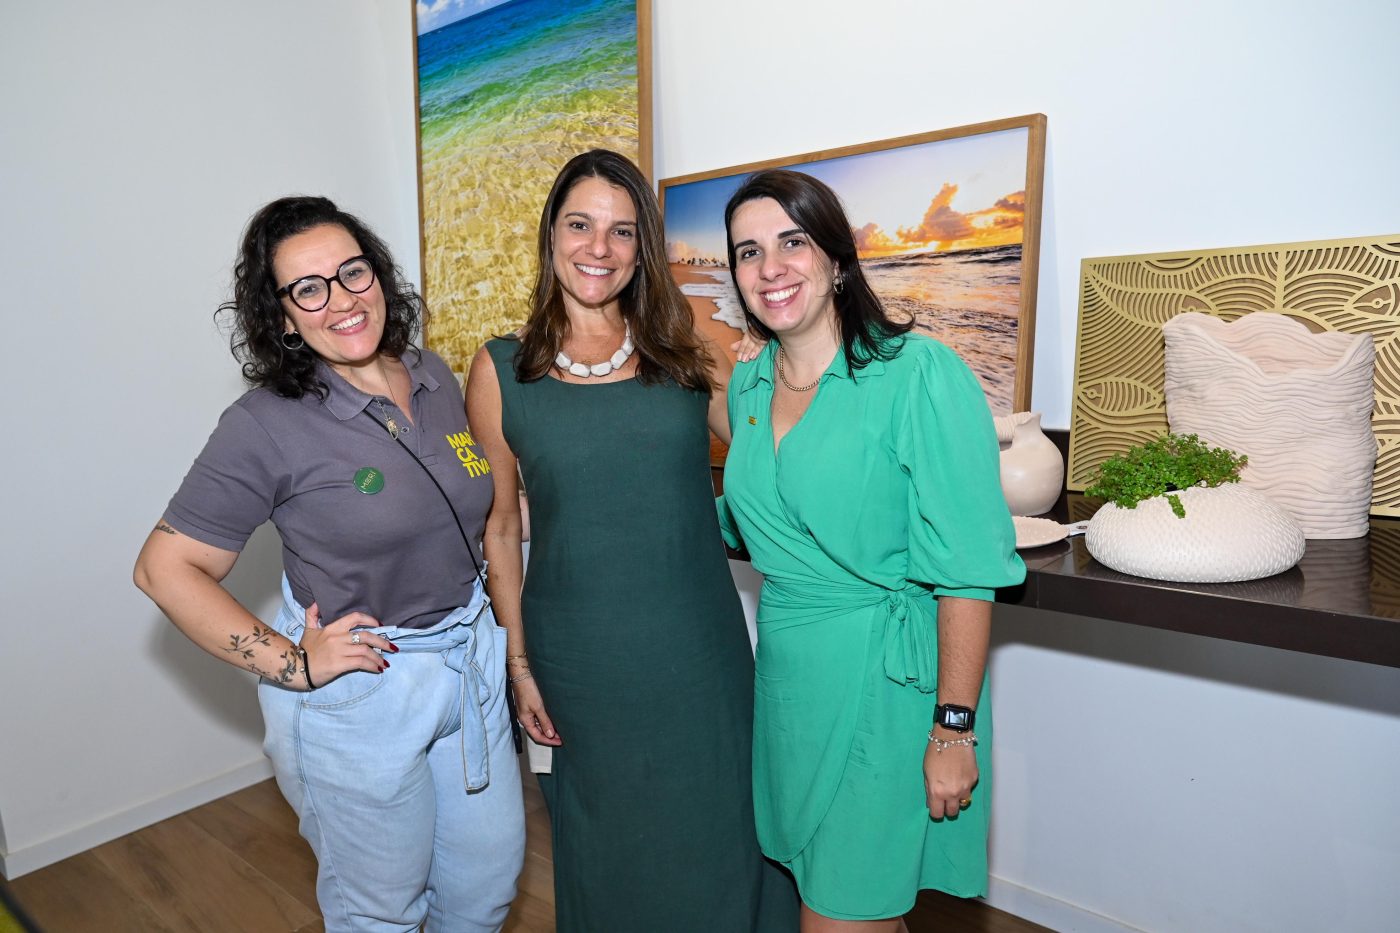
[3,764,1051,932]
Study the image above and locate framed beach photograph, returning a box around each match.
[660,114,1046,465]
[414,0,652,375]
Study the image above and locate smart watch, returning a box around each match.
[933,703,976,733]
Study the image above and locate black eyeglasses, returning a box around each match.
[275,256,376,312]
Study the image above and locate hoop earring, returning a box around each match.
[833,272,844,295]
[281,331,305,351]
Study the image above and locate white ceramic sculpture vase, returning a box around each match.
[1086,483,1305,583]
[1162,312,1376,539]
[992,411,1064,516]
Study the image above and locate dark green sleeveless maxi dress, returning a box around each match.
[486,338,796,932]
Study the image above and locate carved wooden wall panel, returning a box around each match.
[1069,234,1400,515]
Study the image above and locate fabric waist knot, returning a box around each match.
[879,588,937,693]
[760,578,937,692]
[274,575,497,792]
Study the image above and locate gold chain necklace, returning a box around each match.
[777,346,821,392]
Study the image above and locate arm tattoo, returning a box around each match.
[245,650,298,685]
[275,649,298,685]
[227,626,298,684]
[223,624,275,661]
[154,521,177,535]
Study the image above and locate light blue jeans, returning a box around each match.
[259,576,524,932]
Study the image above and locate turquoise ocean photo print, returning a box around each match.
[417,0,644,372]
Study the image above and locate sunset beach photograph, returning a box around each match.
[661,118,1045,462]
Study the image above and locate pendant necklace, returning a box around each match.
[555,324,635,378]
[373,357,403,439]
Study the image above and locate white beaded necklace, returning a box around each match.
[555,324,635,378]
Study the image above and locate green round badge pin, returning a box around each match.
[353,467,385,495]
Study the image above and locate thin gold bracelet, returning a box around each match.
[508,670,534,685]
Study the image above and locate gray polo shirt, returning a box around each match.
[165,349,493,629]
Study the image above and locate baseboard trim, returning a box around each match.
[0,758,273,880]
[986,875,1145,933]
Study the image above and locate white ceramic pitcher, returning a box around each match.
[992,411,1063,516]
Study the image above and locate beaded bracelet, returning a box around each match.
[928,730,977,752]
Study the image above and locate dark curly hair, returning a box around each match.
[724,169,910,376]
[221,196,425,399]
[514,149,714,393]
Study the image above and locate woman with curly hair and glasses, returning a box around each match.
[134,196,523,932]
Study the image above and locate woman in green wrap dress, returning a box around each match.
[465,150,797,932]
[717,169,1025,930]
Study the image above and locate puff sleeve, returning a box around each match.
[896,342,1024,599]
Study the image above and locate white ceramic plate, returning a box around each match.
[1013,515,1069,549]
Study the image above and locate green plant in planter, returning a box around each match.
[1085,433,1248,519]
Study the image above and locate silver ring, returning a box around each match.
[350,632,362,645]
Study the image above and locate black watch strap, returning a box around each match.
[934,703,976,733]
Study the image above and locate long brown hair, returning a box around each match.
[514,149,714,393]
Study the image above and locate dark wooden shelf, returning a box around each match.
[1000,494,1400,669]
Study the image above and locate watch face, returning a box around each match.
[936,704,975,732]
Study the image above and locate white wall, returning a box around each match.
[986,606,1400,933]
[0,0,421,878]
[4,3,1400,931]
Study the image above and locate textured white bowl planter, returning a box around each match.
[1086,483,1306,583]
[1162,312,1376,539]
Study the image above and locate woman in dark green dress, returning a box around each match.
[466,150,796,932]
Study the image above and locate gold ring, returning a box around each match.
[958,797,972,809]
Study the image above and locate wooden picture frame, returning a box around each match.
[413,0,652,375]
[659,114,1047,465]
